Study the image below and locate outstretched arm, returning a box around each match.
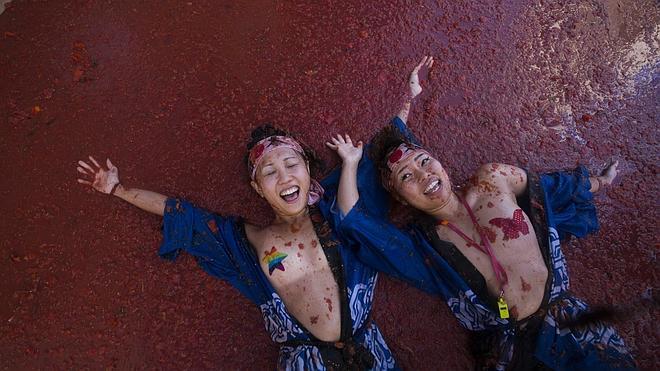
[77,156,167,216]
[396,56,434,124]
[326,134,363,215]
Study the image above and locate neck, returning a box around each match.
[427,191,465,222]
[274,206,310,226]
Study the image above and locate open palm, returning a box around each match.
[76,156,120,194]
[326,134,363,166]
[409,56,434,99]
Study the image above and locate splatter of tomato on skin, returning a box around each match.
[520,276,532,291]
[311,240,318,248]
[487,202,495,208]
[323,297,333,312]
[298,243,305,250]
[509,305,519,319]
[478,180,496,193]
[310,315,319,324]
[284,241,292,247]
[479,226,497,243]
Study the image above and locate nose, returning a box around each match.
[277,167,294,184]
[412,164,428,182]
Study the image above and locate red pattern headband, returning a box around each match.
[385,142,421,189]
[248,135,324,205]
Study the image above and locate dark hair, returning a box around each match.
[245,123,325,177]
[368,124,411,185]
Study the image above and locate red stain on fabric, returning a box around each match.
[206,219,218,234]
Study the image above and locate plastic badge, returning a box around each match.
[497,297,510,319]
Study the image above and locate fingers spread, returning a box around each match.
[77,179,92,185]
[77,166,88,175]
[325,142,337,150]
[345,134,352,144]
[88,156,101,169]
[106,158,115,169]
[78,160,95,172]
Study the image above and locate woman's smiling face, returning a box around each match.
[251,147,311,218]
[388,149,452,213]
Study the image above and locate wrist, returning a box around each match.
[111,183,124,197]
[342,161,359,171]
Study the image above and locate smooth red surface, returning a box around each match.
[1,0,658,369]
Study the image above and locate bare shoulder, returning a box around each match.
[244,223,268,250]
[472,162,527,193]
[474,163,527,195]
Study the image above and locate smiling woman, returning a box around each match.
[75,123,401,370]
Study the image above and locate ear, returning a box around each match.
[250,180,264,198]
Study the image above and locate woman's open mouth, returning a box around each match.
[423,179,441,196]
[280,186,300,203]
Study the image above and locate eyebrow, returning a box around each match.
[396,153,425,176]
[262,156,298,169]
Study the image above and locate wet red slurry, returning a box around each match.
[1,0,658,369]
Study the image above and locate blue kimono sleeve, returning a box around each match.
[320,116,421,221]
[159,198,244,283]
[390,116,421,145]
[337,197,441,294]
[540,166,599,241]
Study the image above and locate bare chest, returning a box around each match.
[437,199,549,318]
[250,224,341,341]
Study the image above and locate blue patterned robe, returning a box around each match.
[158,163,397,370]
[335,117,637,370]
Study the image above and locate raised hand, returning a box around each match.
[600,160,619,186]
[77,156,120,194]
[409,56,434,100]
[326,134,363,166]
